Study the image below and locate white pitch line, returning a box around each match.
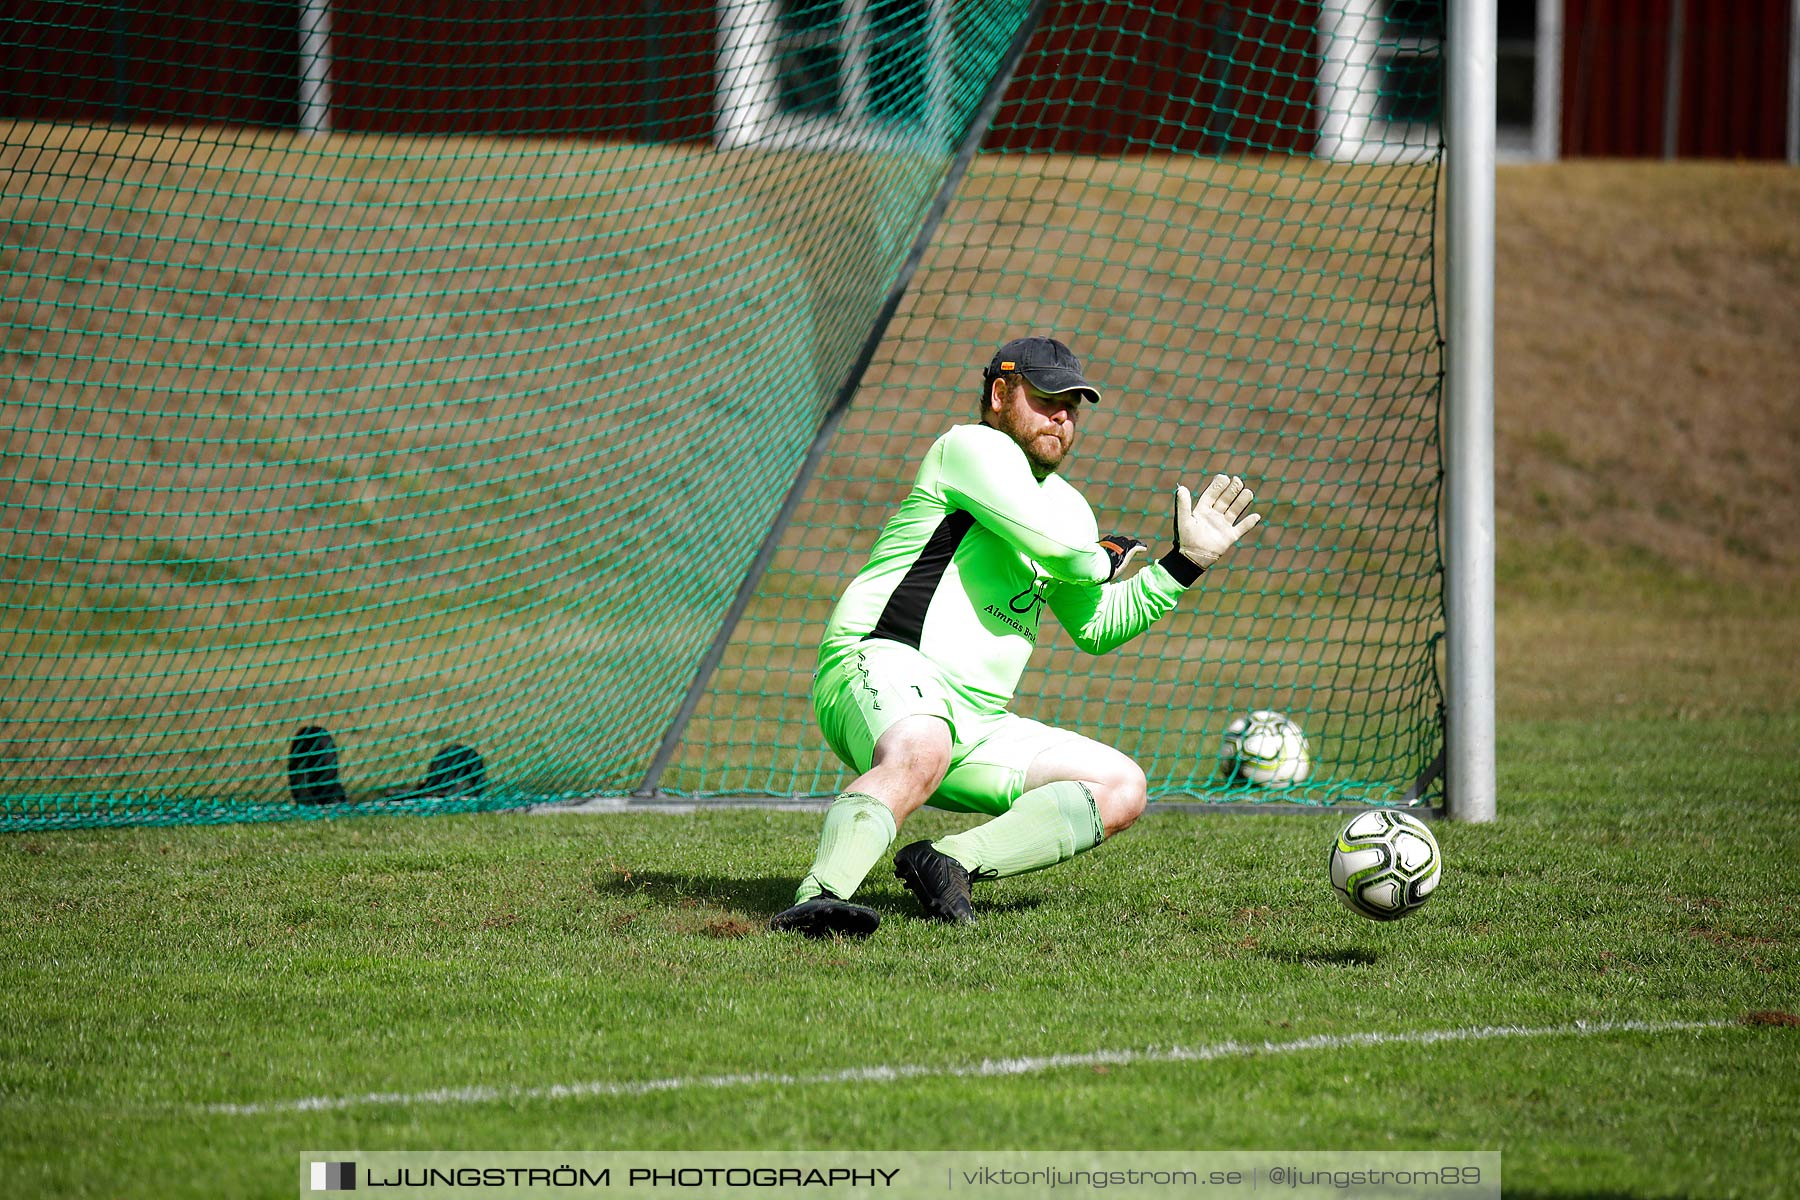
[198,1018,1733,1117]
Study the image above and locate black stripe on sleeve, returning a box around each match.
[864,511,977,649]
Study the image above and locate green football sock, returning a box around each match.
[933,781,1105,879]
[794,792,897,903]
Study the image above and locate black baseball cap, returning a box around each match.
[983,336,1102,405]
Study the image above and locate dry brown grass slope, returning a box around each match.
[1495,162,1799,587]
[1492,163,1800,721]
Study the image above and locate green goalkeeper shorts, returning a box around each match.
[811,639,1075,816]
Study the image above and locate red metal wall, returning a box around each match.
[5,0,1316,151]
[4,0,298,125]
[988,0,1322,154]
[328,0,715,137]
[1563,0,1792,158]
[14,1,1787,157]
[2,0,717,138]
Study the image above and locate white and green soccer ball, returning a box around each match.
[1329,810,1442,921]
[1219,709,1311,787]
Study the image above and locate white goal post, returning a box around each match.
[1445,0,1498,823]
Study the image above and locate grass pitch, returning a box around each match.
[4,693,1797,1197]
[5,153,1797,1197]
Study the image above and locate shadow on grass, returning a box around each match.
[1259,947,1381,966]
[592,869,1045,924]
[595,869,795,914]
[967,892,1045,917]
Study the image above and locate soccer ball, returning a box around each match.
[1219,710,1311,787]
[1329,810,1442,921]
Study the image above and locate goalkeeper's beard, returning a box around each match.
[992,408,1076,477]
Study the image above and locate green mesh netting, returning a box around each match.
[670,1,1447,807]
[3,0,1444,830]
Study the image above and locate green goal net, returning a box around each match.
[3,0,1444,830]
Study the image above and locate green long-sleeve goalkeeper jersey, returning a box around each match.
[818,422,1189,716]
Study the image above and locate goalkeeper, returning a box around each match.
[770,336,1262,938]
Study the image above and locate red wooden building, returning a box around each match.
[4,0,1795,159]
[1558,0,1793,158]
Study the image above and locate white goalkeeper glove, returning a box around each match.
[1157,474,1262,586]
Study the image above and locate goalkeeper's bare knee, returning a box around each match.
[1092,758,1148,836]
[1024,737,1147,837]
